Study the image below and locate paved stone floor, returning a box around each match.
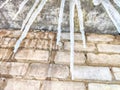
[0,29,120,90]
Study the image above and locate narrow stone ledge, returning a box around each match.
[64,42,96,52]
[98,44,120,53]
[4,79,41,90]
[74,66,112,81]
[54,51,86,65]
[88,83,120,90]
[41,81,86,90]
[87,53,120,66]
[15,49,49,63]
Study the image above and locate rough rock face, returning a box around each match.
[0,0,120,34]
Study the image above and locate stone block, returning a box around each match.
[64,42,96,52]
[5,79,41,90]
[54,51,86,65]
[41,81,86,90]
[88,83,120,90]
[87,53,120,66]
[74,66,112,81]
[98,44,120,53]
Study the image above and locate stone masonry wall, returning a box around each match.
[0,0,120,34]
[0,29,120,90]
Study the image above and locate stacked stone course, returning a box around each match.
[0,29,120,90]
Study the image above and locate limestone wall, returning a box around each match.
[0,0,120,34]
[0,29,120,90]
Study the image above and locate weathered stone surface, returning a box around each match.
[28,39,37,48]
[0,48,12,60]
[0,0,119,34]
[98,44,120,53]
[114,36,120,44]
[0,36,55,49]
[0,38,11,47]
[15,49,49,62]
[8,38,17,47]
[1,37,17,48]
[0,30,11,38]
[41,81,86,90]
[20,39,31,48]
[87,34,115,42]
[36,39,56,50]
[48,64,69,79]
[0,62,28,76]
[87,53,120,66]
[0,77,7,90]
[74,66,112,81]
[15,49,30,60]
[61,33,82,40]
[0,17,9,30]
[26,63,69,80]
[5,79,41,90]
[26,32,35,39]
[0,62,10,74]
[0,30,120,89]
[0,30,21,38]
[88,83,120,90]
[85,12,117,34]
[64,42,96,52]
[26,63,49,79]
[7,30,21,38]
[34,31,56,40]
[112,67,120,80]
[0,38,2,46]
[54,51,86,65]
[9,63,28,76]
